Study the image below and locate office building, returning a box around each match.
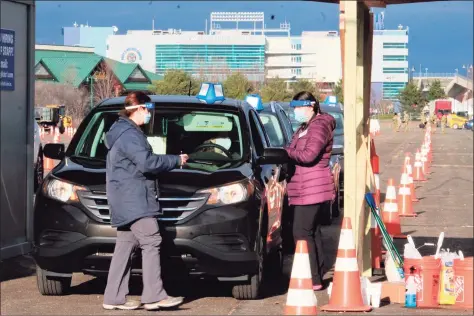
[63,22,117,56]
[80,11,409,101]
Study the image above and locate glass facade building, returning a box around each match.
[155,44,265,81]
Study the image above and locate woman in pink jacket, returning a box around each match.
[286,91,336,291]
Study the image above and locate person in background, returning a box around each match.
[103,91,188,311]
[393,113,401,132]
[441,114,447,133]
[285,91,336,291]
[431,113,438,132]
[403,110,411,132]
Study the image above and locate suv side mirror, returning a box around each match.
[43,143,65,160]
[258,147,289,165]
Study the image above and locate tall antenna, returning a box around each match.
[152,17,155,31]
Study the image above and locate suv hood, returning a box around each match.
[52,157,252,194]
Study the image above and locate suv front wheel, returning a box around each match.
[36,266,72,296]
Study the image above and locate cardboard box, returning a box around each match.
[381,281,405,304]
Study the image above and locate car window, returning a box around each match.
[74,108,245,170]
[258,112,285,147]
[279,109,294,135]
[249,111,266,157]
[75,111,119,160]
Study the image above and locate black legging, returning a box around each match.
[292,203,326,286]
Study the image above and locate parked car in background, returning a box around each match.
[464,119,473,130]
[447,113,468,129]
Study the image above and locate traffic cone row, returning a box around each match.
[283,126,437,315]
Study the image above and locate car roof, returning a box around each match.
[98,94,250,111]
[270,101,343,114]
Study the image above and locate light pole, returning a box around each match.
[410,66,415,81]
[462,64,473,77]
[88,75,94,109]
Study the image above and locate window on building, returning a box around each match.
[291,43,302,50]
[382,81,407,101]
[291,68,302,75]
[383,43,408,49]
[383,67,408,74]
[383,55,407,61]
[291,56,302,63]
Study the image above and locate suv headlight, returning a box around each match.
[198,181,253,206]
[43,178,86,203]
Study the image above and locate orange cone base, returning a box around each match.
[321,304,372,313]
[415,179,427,182]
[284,306,318,315]
[412,198,420,202]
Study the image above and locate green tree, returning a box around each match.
[149,70,200,96]
[290,79,319,98]
[333,79,344,104]
[427,79,446,101]
[398,81,425,114]
[260,78,292,102]
[223,72,253,99]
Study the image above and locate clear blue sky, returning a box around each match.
[36,1,473,73]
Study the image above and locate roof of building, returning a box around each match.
[35,48,163,91]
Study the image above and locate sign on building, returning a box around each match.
[0,28,15,91]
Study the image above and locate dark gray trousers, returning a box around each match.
[103,217,168,305]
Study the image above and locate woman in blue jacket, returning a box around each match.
[103,92,188,311]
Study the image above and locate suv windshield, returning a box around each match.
[73,107,244,171]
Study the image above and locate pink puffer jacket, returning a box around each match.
[285,113,336,206]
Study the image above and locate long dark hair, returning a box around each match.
[292,91,321,114]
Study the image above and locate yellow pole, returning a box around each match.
[342,0,373,276]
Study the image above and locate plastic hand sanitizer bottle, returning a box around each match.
[405,267,417,308]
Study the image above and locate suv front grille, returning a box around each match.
[77,191,208,224]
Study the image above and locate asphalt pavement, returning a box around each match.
[2,121,473,315]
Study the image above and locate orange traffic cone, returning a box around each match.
[405,163,419,202]
[422,145,431,175]
[382,179,406,239]
[370,139,381,207]
[321,217,372,312]
[44,156,53,171]
[413,150,427,182]
[284,240,318,315]
[398,173,417,217]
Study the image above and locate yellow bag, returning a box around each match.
[439,260,456,305]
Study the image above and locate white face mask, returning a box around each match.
[294,108,313,123]
[213,138,232,150]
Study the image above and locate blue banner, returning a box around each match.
[0,29,15,91]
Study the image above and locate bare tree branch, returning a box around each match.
[93,64,120,103]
